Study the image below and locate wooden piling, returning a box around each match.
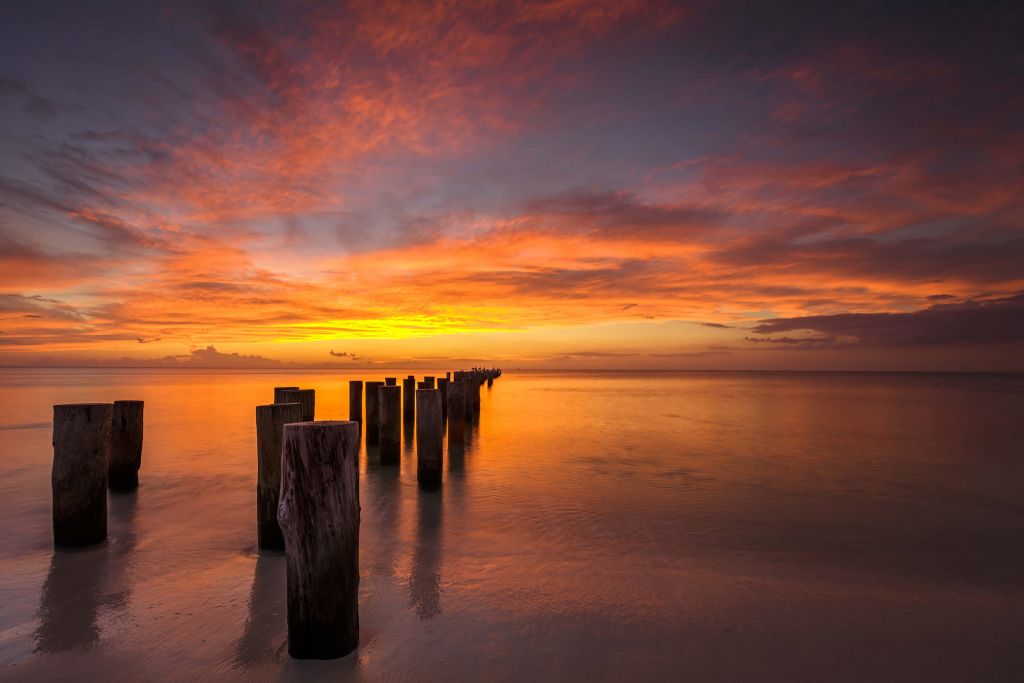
[403,377,415,423]
[416,389,443,490]
[277,421,360,659]
[437,378,449,422]
[417,381,429,390]
[447,381,466,445]
[256,402,303,550]
[365,381,383,444]
[378,385,401,465]
[279,388,315,422]
[348,380,363,423]
[274,386,299,403]
[423,376,435,388]
[52,403,112,547]
[384,377,397,386]
[108,400,144,491]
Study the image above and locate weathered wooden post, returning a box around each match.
[365,381,383,444]
[52,403,111,547]
[416,389,443,490]
[447,381,466,445]
[279,388,315,421]
[384,377,397,386]
[378,385,401,465]
[255,402,303,550]
[445,371,451,381]
[348,380,363,423]
[423,376,435,388]
[417,381,429,390]
[108,400,143,491]
[470,377,482,415]
[437,378,449,422]
[274,386,299,403]
[277,421,360,659]
[402,377,415,423]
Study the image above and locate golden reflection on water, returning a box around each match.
[0,369,1022,680]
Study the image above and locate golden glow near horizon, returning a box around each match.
[1,1,1022,370]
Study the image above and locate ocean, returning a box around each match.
[1,369,1022,681]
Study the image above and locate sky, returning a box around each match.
[0,0,1022,370]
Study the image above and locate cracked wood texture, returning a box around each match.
[378,385,401,465]
[256,402,304,550]
[279,389,315,422]
[416,389,443,490]
[108,400,144,491]
[278,420,360,659]
[52,403,112,547]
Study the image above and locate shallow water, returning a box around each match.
[0,369,1022,681]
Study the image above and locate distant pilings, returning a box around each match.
[365,381,383,444]
[437,378,449,422]
[52,403,111,547]
[279,388,315,422]
[385,377,397,386]
[378,385,401,465]
[403,377,415,423]
[277,421,360,659]
[416,389,443,490]
[108,400,144,491]
[348,381,363,423]
[423,376,435,389]
[255,402,303,550]
[274,386,299,403]
[447,381,466,446]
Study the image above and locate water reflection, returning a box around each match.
[34,490,138,653]
[234,553,286,667]
[409,491,442,619]
[364,456,402,577]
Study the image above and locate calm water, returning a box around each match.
[0,369,1022,681]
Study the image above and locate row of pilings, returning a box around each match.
[46,367,501,660]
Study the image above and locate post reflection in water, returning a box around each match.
[364,450,402,578]
[234,553,286,667]
[409,490,443,620]
[34,490,138,653]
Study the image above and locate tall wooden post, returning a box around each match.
[52,403,111,547]
[256,402,303,550]
[416,389,443,490]
[437,378,449,422]
[278,421,360,659]
[365,381,383,444]
[348,380,363,423]
[403,377,416,423]
[378,385,401,465]
[384,377,397,386]
[447,381,466,445]
[279,388,315,422]
[274,386,299,403]
[108,400,144,491]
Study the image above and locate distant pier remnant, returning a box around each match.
[365,381,383,444]
[384,377,397,386]
[416,389,443,490]
[423,376,436,389]
[274,386,299,403]
[52,403,112,547]
[378,385,401,465]
[255,402,303,550]
[279,388,315,422]
[403,377,416,423]
[447,381,466,445]
[278,421,360,659]
[348,380,363,423]
[108,400,144,491]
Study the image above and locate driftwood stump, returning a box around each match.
[364,381,383,445]
[348,380,363,423]
[378,385,401,465]
[278,421,360,659]
[447,381,466,445]
[279,389,315,422]
[416,389,443,490]
[274,386,299,403]
[108,400,144,491]
[256,402,304,550]
[52,403,112,547]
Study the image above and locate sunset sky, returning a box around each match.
[1,1,1021,370]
